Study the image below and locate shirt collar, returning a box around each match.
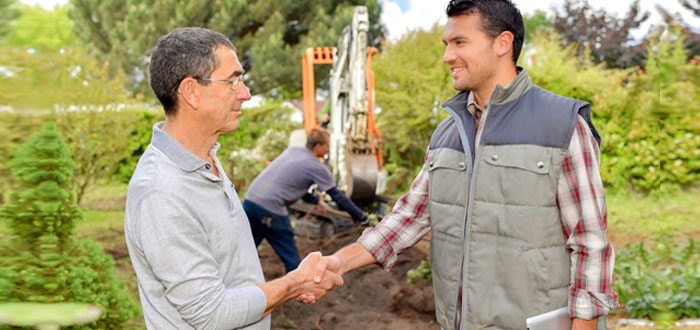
[150,121,220,172]
[466,91,481,118]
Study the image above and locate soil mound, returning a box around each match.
[258,227,439,330]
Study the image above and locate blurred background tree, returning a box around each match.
[0,123,140,328]
[373,25,452,192]
[657,1,700,64]
[681,0,700,15]
[0,0,19,39]
[522,9,552,44]
[68,0,386,98]
[553,0,651,68]
[1,3,74,51]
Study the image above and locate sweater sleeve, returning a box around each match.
[133,193,267,329]
[326,186,366,222]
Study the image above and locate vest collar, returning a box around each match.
[441,66,533,111]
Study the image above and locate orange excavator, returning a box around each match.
[287,6,388,238]
[300,6,386,203]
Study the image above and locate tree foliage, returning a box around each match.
[0,122,140,328]
[522,10,551,45]
[524,28,699,193]
[656,3,700,63]
[0,48,136,110]
[681,0,700,16]
[1,3,74,52]
[553,0,650,68]
[55,109,145,205]
[68,0,386,97]
[0,46,146,204]
[0,0,19,39]
[373,25,452,192]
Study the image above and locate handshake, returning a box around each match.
[287,251,343,304]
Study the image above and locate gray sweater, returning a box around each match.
[124,122,270,329]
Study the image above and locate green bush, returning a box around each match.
[0,122,140,328]
[373,25,452,193]
[217,99,301,193]
[523,27,700,193]
[54,108,147,204]
[0,113,45,201]
[614,234,699,324]
[113,109,164,184]
[622,26,700,192]
[407,255,432,285]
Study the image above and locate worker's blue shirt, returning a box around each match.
[245,146,335,216]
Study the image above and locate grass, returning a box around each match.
[607,187,700,247]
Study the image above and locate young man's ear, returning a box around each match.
[178,77,201,110]
[494,31,514,58]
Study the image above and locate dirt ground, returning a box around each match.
[85,194,693,330]
[256,226,695,330]
[258,227,440,330]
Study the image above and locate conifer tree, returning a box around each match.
[0,122,139,329]
[68,0,386,97]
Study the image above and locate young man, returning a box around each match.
[244,128,368,273]
[124,28,342,330]
[311,1,618,329]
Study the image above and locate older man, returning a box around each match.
[124,27,341,330]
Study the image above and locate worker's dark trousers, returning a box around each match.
[243,200,301,273]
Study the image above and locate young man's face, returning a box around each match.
[199,46,252,134]
[442,13,499,92]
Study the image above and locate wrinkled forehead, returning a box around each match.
[212,45,243,75]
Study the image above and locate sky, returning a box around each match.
[20,0,700,42]
[379,0,700,41]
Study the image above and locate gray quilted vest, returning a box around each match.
[427,70,600,330]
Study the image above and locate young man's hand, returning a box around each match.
[572,318,598,330]
[292,252,343,304]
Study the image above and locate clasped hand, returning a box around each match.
[292,252,342,304]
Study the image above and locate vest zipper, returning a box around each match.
[442,105,476,330]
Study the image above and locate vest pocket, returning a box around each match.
[475,145,556,207]
[427,148,469,207]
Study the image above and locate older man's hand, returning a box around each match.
[291,252,343,304]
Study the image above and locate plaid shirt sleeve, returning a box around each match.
[558,115,620,319]
[357,162,431,270]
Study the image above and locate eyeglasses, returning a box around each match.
[196,72,244,90]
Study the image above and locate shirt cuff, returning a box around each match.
[241,286,267,325]
[569,286,620,320]
[357,227,399,270]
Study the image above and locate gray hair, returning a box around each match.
[149,27,236,116]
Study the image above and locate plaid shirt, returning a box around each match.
[358,112,619,319]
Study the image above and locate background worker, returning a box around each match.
[244,128,369,273]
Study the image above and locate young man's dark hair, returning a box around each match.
[149,27,236,116]
[445,0,525,64]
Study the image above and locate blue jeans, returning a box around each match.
[243,200,301,273]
